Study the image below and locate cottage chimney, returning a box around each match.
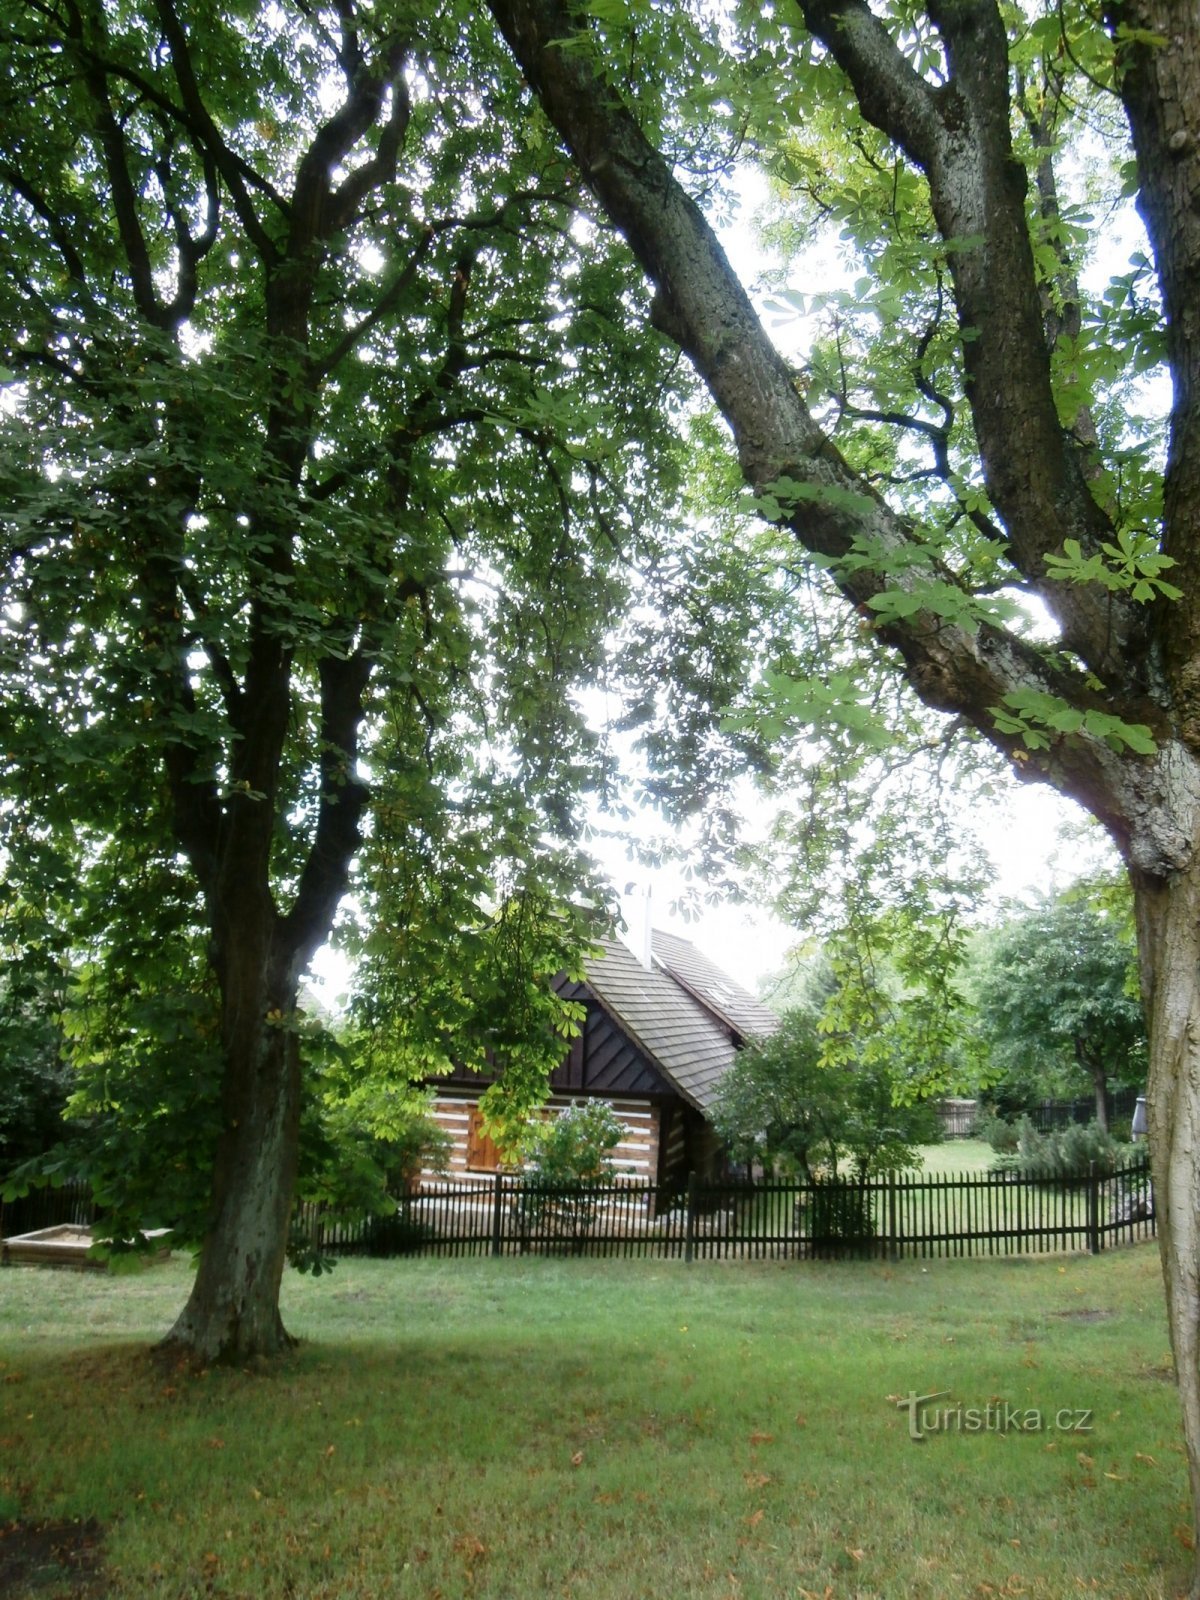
[623,881,655,971]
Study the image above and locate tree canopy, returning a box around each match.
[712,1004,942,1181]
[973,891,1146,1127]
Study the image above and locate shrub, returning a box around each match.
[522,1100,626,1185]
[511,1100,627,1244]
[974,1105,1021,1153]
[997,1118,1134,1181]
[804,1180,876,1257]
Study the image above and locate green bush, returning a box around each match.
[974,1105,1021,1153]
[511,1100,627,1244]
[521,1099,626,1185]
[997,1117,1134,1181]
[803,1180,876,1257]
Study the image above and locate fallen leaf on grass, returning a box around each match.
[845,1548,864,1563]
[1175,1527,1195,1551]
[743,1472,771,1489]
[570,1451,584,1467]
[747,1431,774,1445]
[744,1509,764,1528]
[206,1438,225,1451]
[1135,1453,1157,1466]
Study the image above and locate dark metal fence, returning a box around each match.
[1025,1086,1142,1134]
[5,1160,1156,1265]
[0,1180,92,1242]
[291,1158,1156,1264]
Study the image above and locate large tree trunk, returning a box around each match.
[1133,864,1200,1578]
[160,928,304,1365]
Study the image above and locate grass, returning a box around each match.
[916,1139,998,1175]
[0,1245,1192,1600]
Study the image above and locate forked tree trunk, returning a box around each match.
[1133,865,1200,1579]
[160,955,303,1366]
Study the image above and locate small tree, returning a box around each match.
[510,1099,626,1243]
[521,1099,626,1185]
[712,1008,941,1182]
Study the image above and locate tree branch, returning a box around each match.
[1106,0,1200,741]
[798,0,1138,681]
[314,225,433,378]
[483,0,1177,868]
[280,652,372,971]
[67,4,171,330]
[153,0,283,263]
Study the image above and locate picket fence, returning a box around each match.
[291,1157,1156,1264]
[2,1159,1155,1266]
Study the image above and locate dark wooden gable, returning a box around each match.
[428,975,685,1103]
[549,977,681,1099]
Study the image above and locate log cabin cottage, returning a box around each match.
[425,930,780,1187]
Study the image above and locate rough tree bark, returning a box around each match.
[483,0,1200,1583]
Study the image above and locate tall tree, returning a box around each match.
[974,894,1146,1129]
[0,0,684,1362]
[483,0,1200,1581]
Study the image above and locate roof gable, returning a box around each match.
[578,933,777,1113]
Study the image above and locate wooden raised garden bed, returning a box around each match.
[1,1224,171,1270]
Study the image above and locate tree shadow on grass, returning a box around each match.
[0,1519,105,1599]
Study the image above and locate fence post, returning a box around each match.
[887,1169,898,1262]
[684,1170,697,1265]
[1087,1161,1101,1255]
[491,1171,504,1258]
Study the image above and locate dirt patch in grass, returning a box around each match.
[1051,1307,1116,1323]
[0,1519,106,1598]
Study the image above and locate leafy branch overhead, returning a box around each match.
[486,0,1196,876]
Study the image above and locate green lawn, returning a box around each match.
[915,1139,998,1175]
[0,1245,1190,1599]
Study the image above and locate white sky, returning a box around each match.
[587,779,1116,994]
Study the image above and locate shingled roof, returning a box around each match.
[650,929,782,1044]
[581,932,779,1114]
